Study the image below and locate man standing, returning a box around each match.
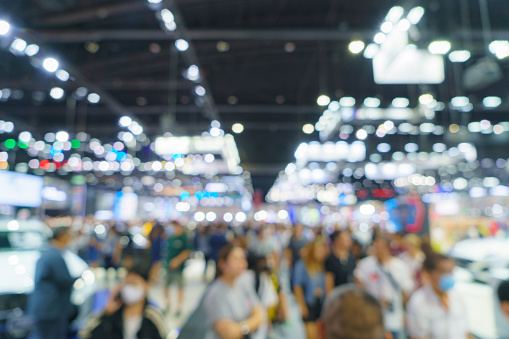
[163,221,191,317]
[354,235,413,339]
[28,226,77,339]
[325,231,356,293]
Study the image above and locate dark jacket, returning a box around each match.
[27,245,77,320]
[79,304,167,339]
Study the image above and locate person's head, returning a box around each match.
[402,234,422,255]
[294,224,304,238]
[371,235,391,261]
[423,251,456,293]
[217,244,248,279]
[497,280,509,321]
[121,261,150,306]
[302,240,328,272]
[330,230,352,251]
[50,226,73,248]
[171,221,184,235]
[319,284,389,339]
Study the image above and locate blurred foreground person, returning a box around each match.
[80,263,167,339]
[406,251,472,339]
[325,230,356,293]
[163,221,191,316]
[398,234,424,287]
[293,240,328,339]
[319,284,391,339]
[204,244,266,339]
[498,280,509,322]
[354,235,413,339]
[28,226,77,339]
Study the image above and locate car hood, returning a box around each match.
[0,249,89,295]
[449,238,509,262]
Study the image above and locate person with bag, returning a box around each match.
[354,234,414,339]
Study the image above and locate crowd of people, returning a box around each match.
[26,216,509,339]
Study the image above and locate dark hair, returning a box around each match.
[330,230,344,244]
[321,284,385,339]
[128,260,151,281]
[51,226,71,240]
[498,280,509,302]
[422,245,452,272]
[216,243,241,277]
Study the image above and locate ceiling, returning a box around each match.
[0,0,508,193]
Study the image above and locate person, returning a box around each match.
[398,234,424,287]
[102,226,121,269]
[194,226,212,281]
[27,226,77,339]
[325,230,356,293]
[319,284,391,339]
[354,235,413,339]
[209,224,228,265]
[406,251,472,339]
[163,221,192,316]
[287,224,307,267]
[148,222,165,282]
[204,244,267,339]
[293,239,328,339]
[79,262,168,339]
[498,280,509,322]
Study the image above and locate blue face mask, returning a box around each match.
[439,274,455,291]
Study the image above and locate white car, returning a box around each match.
[0,219,97,337]
[449,237,509,283]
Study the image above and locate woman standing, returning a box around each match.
[293,240,328,339]
[204,244,267,339]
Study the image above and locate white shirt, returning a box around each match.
[354,256,414,331]
[124,315,143,339]
[399,252,424,285]
[406,284,469,339]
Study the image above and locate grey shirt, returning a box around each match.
[204,272,267,339]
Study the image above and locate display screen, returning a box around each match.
[0,171,43,207]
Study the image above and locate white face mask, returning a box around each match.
[121,284,145,305]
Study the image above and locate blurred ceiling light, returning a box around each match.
[87,93,100,104]
[160,9,174,23]
[363,43,379,59]
[348,40,365,54]
[49,87,64,100]
[398,19,411,31]
[386,6,404,23]
[317,95,331,106]
[175,39,189,52]
[340,97,356,107]
[10,39,26,53]
[419,94,434,105]
[381,22,393,34]
[42,58,59,72]
[0,20,10,35]
[405,143,419,153]
[374,33,386,44]
[451,96,469,107]
[211,120,221,128]
[448,50,471,62]
[483,96,502,108]
[119,116,132,127]
[186,65,200,81]
[195,86,206,96]
[55,69,70,81]
[392,97,409,108]
[25,44,39,56]
[232,123,244,134]
[217,41,230,52]
[428,41,451,55]
[364,97,380,108]
[148,0,162,3]
[377,143,391,153]
[165,21,177,31]
[56,131,69,142]
[356,129,368,140]
[494,124,504,134]
[328,101,340,111]
[489,40,509,59]
[407,6,425,25]
[302,124,315,134]
[210,127,221,137]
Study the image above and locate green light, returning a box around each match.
[18,141,28,149]
[4,139,16,149]
[71,139,81,149]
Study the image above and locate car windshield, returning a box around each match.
[0,231,47,250]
